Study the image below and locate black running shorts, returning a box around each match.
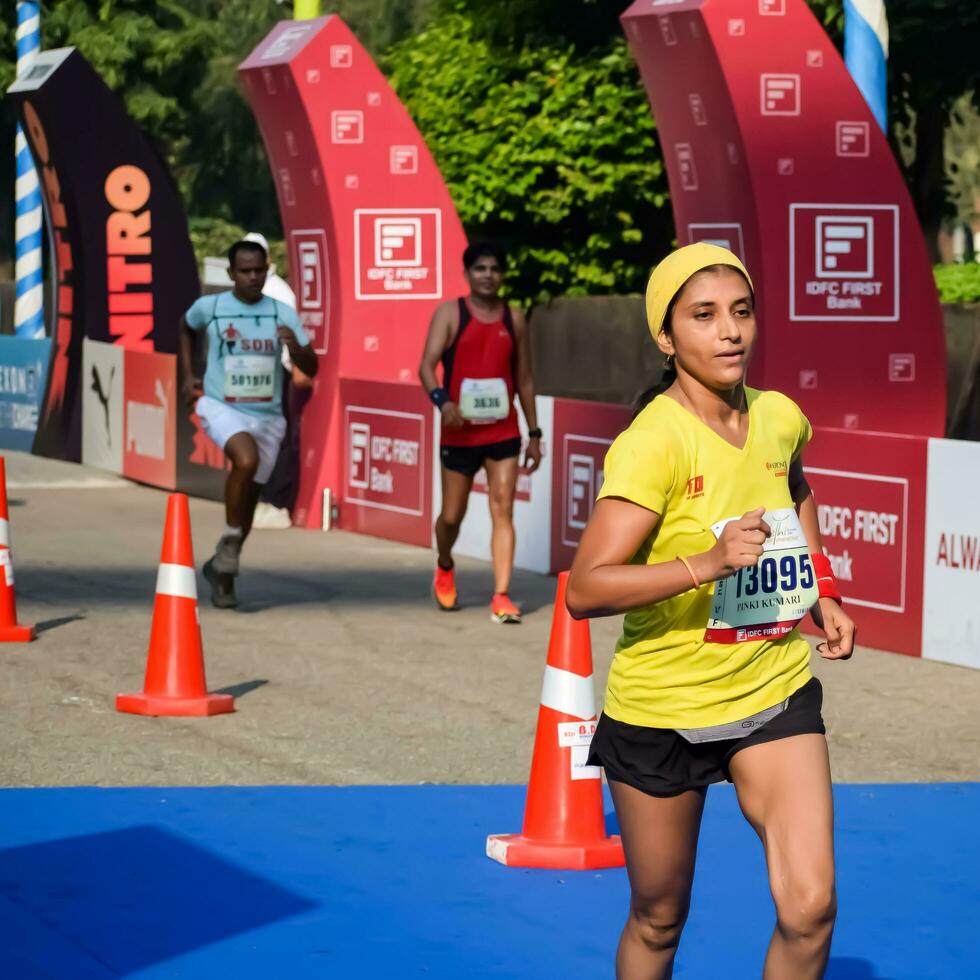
[587,677,825,798]
[440,437,522,477]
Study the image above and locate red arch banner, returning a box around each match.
[622,0,946,438]
[240,17,469,532]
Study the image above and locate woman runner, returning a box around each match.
[567,243,856,980]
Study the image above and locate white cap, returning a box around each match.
[243,232,270,254]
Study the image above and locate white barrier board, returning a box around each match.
[922,438,980,669]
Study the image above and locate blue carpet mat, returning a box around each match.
[0,784,977,978]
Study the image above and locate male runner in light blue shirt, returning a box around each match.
[179,238,318,608]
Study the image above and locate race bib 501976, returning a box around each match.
[705,508,818,644]
[224,354,275,403]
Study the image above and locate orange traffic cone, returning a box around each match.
[0,457,34,642]
[116,493,234,717]
[487,571,624,870]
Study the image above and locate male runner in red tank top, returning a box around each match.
[419,242,542,623]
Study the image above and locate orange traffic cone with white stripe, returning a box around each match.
[116,493,234,717]
[486,571,624,870]
[0,457,34,642]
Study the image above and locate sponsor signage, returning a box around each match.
[345,407,425,514]
[290,229,329,354]
[789,204,899,321]
[81,339,124,473]
[805,468,907,613]
[79,340,178,488]
[239,17,469,527]
[9,46,199,463]
[0,338,52,453]
[354,209,443,300]
[802,427,927,656]
[922,439,980,670]
[621,0,946,437]
[80,340,222,496]
[550,399,631,574]
[123,349,176,489]
[338,380,432,547]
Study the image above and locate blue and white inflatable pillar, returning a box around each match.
[14,1,44,340]
[844,0,889,132]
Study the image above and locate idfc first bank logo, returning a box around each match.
[790,204,899,321]
[346,406,425,516]
[562,436,611,548]
[354,209,443,300]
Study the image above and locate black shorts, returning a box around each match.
[587,677,825,798]
[440,437,522,477]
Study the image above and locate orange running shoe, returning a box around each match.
[433,564,459,611]
[490,592,522,624]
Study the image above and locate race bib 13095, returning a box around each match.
[705,508,818,644]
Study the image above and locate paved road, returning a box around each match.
[2,451,978,786]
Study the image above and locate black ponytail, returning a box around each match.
[632,364,677,418]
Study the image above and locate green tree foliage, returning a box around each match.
[443,0,627,52]
[934,263,980,304]
[945,94,980,231]
[385,14,671,301]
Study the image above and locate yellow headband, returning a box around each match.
[645,243,753,339]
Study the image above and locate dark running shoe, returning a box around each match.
[203,557,238,610]
[212,533,243,575]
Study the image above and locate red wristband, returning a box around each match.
[811,552,842,605]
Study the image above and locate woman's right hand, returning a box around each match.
[704,507,771,580]
[440,401,465,429]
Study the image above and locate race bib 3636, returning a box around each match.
[459,377,510,422]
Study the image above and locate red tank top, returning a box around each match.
[440,298,520,447]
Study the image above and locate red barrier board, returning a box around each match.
[239,18,469,529]
[802,427,927,656]
[339,380,433,548]
[550,399,631,574]
[622,0,946,438]
[123,349,177,490]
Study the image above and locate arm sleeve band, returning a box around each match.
[811,551,842,605]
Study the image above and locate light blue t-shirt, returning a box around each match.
[185,292,309,418]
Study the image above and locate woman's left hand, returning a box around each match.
[811,597,856,660]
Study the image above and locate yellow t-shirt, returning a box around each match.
[598,387,814,729]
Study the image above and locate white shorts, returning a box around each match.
[195,395,287,485]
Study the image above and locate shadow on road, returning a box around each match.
[36,614,85,635]
[214,679,269,699]
[18,564,559,617]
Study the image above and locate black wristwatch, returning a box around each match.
[527,428,543,439]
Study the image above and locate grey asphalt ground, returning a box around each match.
[2,450,978,787]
